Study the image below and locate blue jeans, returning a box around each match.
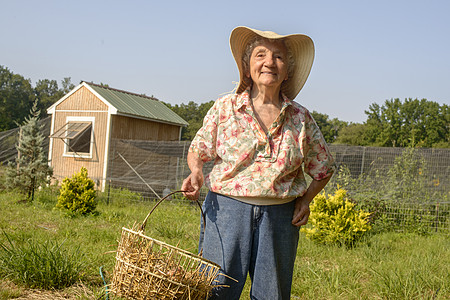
[199,192,300,300]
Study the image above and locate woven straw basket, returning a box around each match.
[110,191,221,300]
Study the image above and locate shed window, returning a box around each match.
[67,122,92,154]
[50,121,93,157]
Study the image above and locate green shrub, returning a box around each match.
[301,188,372,247]
[56,167,97,215]
[0,232,85,289]
[4,100,53,202]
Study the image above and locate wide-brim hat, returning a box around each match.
[230,26,315,100]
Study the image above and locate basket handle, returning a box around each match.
[140,190,206,234]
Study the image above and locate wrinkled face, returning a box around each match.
[246,39,289,90]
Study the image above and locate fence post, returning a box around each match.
[107,179,111,205]
[17,127,22,170]
[360,146,366,176]
[435,202,439,232]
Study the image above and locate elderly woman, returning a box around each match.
[182,26,336,299]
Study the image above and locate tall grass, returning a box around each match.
[0,188,448,299]
[0,232,85,289]
[289,232,449,299]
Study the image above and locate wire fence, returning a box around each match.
[105,139,449,195]
[103,139,449,234]
[380,201,449,234]
[1,122,449,234]
[0,117,51,164]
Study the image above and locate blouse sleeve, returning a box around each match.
[189,100,220,163]
[302,110,336,180]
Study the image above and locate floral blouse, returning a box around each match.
[189,89,336,199]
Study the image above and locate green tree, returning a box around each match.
[414,100,448,147]
[0,66,75,131]
[164,100,215,140]
[311,111,347,144]
[34,78,75,117]
[61,77,75,94]
[335,123,370,146]
[363,103,384,146]
[5,100,53,201]
[0,66,35,131]
[339,98,449,148]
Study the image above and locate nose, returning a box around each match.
[263,53,275,67]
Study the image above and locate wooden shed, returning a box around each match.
[47,81,188,191]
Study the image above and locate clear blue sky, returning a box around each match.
[1,0,449,123]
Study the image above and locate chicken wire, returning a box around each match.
[105,139,449,234]
[0,117,51,164]
[106,140,449,196]
[1,124,449,233]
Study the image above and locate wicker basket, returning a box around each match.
[110,191,221,300]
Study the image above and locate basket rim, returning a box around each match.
[120,227,221,268]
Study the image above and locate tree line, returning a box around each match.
[0,65,74,131]
[1,65,448,148]
[164,99,449,148]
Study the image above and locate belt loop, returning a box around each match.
[252,206,262,229]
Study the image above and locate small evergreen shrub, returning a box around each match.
[301,189,372,247]
[56,167,97,215]
[4,100,53,201]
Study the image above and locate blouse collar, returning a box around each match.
[235,89,292,111]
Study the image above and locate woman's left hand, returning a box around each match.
[292,196,311,227]
[291,176,333,227]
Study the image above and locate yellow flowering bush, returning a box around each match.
[301,189,371,247]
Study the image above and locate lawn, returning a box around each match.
[0,189,448,299]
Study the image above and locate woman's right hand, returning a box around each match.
[181,171,204,200]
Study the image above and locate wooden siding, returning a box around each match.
[50,88,109,188]
[56,86,108,111]
[50,85,183,191]
[110,115,180,141]
[50,111,108,188]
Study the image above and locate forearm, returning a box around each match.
[300,175,332,204]
[187,151,204,174]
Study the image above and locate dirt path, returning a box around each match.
[1,280,104,299]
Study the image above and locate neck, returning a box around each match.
[250,85,282,107]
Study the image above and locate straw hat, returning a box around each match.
[230,26,315,100]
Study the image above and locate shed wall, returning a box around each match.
[56,86,109,111]
[110,115,180,141]
[50,87,109,188]
[50,86,183,191]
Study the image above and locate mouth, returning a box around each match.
[261,71,277,76]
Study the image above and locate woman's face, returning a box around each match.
[246,39,289,91]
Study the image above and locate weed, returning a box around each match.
[0,231,85,289]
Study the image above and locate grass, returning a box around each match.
[0,232,85,289]
[291,233,449,299]
[0,189,448,299]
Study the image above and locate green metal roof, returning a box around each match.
[86,82,188,127]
